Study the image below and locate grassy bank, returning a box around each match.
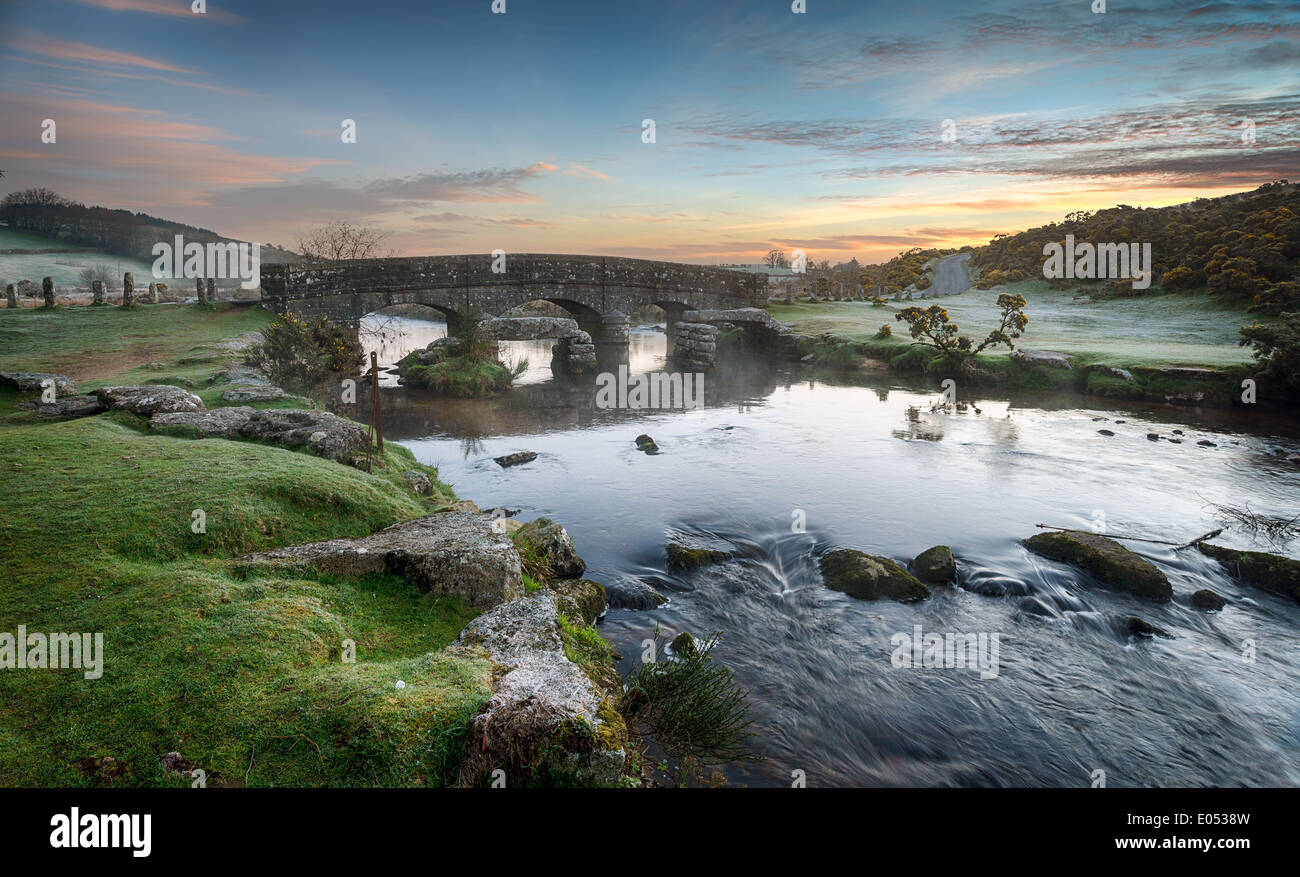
[769,281,1256,369]
[0,304,501,787]
[770,283,1265,406]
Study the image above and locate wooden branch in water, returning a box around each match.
[1034,524,1223,550]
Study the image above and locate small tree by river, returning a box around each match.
[895,293,1028,368]
[245,313,364,399]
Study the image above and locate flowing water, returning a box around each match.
[361,314,1300,787]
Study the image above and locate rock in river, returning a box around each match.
[1197,543,1300,604]
[1191,589,1226,611]
[820,549,930,603]
[240,511,523,607]
[604,578,668,610]
[513,517,586,579]
[1023,531,1172,602]
[666,541,731,572]
[494,451,537,468]
[909,544,957,584]
[635,434,660,454]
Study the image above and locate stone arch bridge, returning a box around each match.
[259,253,768,346]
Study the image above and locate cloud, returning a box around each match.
[60,0,243,23]
[17,33,195,73]
[363,162,556,203]
[562,163,613,182]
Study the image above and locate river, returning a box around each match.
[361,313,1300,788]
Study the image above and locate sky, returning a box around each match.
[0,0,1297,265]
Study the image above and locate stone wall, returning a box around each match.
[261,254,767,328]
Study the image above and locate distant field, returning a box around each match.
[0,227,86,251]
[769,281,1260,368]
[0,251,156,289]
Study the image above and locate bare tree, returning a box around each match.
[764,248,788,268]
[297,221,392,261]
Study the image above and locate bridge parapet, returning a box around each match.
[263,254,765,301]
[261,254,767,329]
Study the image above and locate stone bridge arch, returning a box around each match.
[261,254,766,349]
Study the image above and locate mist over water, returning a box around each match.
[363,315,1300,787]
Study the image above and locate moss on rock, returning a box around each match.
[1197,543,1300,603]
[819,549,930,603]
[1023,531,1172,602]
[550,578,607,625]
[666,542,731,572]
[909,544,957,584]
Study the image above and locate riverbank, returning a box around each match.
[768,284,1265,408]
[0,304,629,787]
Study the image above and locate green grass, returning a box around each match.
[769,281,1260,369]
[0,227,88,252]
[0,301,273,384]
[0,306,493,787]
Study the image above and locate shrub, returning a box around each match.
[1240,312,1300,398]
[621,631,757,766]
[874,324,892,339]
[895,293,1027,361]
[245,313,364,399]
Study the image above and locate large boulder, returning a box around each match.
[95,385,204,415]
[221,384,291,403]
[1024,531,1172,602]
[0,372,77,397]
[551,579,607,625]
[453,591,626,786]
[820,549,930,602]
[1197,543,1300,604]
[150,406,254,438]
[604,578,669,610]
[238,409,368,462]
[16,395,103,418]
[240,511,523,607]
[513,517,586,579]
[909,545,957,584]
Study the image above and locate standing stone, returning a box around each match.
[121,272,134,308]
[92,280,105,306]
[42,277,54,309]
[6,284,16,309]
[206,278,216,304]
[147,282,158,304]
[195,277,206,305]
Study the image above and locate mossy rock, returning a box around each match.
[1023,531,1171,602]
[513,517,586,579]
[670,630,697,658]
[909,545,956,584]
[1191,588,1226,611]
[1197,543,1300,603]
[666,542,730,572]
[550,578,607,625]
[819,549,930,603]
